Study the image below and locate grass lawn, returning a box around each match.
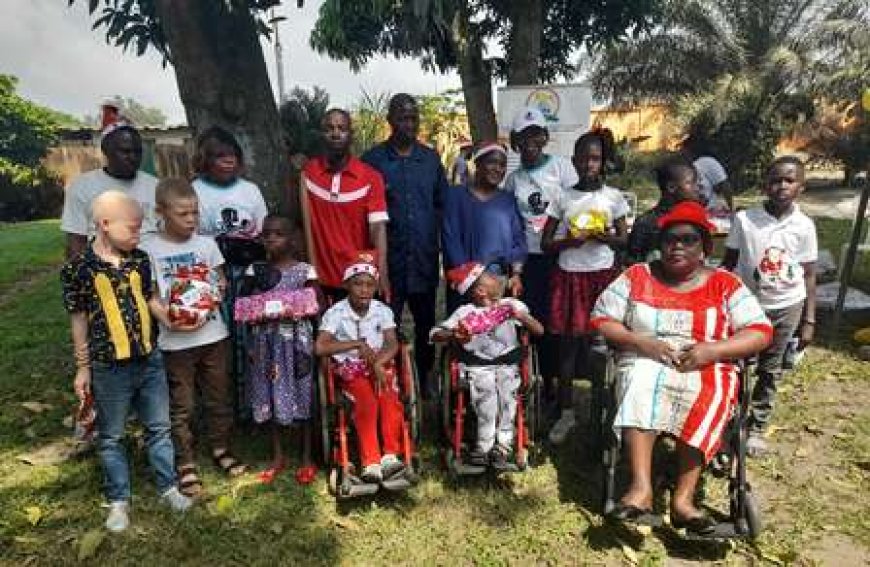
[0,220,868,566]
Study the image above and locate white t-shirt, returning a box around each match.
[504,155,579,254]
[319,298,396,364]
[60,168,159,237]
[545,184,630,272]
[193,177,269,238]
[694,156,728,207]
[725,205,817,310]
[140,233,230,351]
[433,298,527,360]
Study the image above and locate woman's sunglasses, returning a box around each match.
[661,231,703,247]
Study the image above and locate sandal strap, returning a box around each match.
[213,451,246,473]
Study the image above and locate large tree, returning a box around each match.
[67,0,297,211]
[310,0,659,142]
[590,0,870,187]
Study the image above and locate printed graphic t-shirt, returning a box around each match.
[193,177,269,238]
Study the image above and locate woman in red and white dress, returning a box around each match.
[591,201,772,536]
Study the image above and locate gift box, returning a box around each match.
[234,287,319,323]
[168,263,219,325]
[568,209,608,237]
[459,304,514,335]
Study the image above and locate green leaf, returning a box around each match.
[24,506,43,526]
[77,529,105,561]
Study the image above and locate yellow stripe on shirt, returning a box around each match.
[94,272,130,360]
[129,270,152,353]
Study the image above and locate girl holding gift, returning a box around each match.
[245,215,322,484]
[540,130,630,446]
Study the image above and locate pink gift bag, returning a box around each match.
[234,287,319,324]
[459,304,514,335]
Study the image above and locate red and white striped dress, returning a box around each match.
[591,264,773,461]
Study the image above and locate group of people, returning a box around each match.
[59,93,817,537]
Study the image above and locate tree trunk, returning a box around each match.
[506,0,544,85]
[153,0,290,215]
[453,8,497,143]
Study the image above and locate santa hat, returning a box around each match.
[100,99,135,138]
[446,262,485,295]
[657,201,716,233]
[342,250,379,282]
[471,141,507,163]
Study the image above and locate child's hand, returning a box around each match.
[373,362,387,390]
[169,312,208,333]
[508,274,523,298]
[74,367,91,402]
[454,325,472,344]
[357,342,377,365]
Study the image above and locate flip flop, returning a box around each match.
[257,464,287,484]
[295,465,318,485]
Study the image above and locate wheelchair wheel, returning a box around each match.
[327,467,339,496]
[440,351,454,447]
[743,487,762,539]
[317,362,331,466]
[400,343,422,446]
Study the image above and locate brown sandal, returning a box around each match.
[178,464,203,497]
[212,450,247,477]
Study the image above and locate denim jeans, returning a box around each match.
[91,350,176,502]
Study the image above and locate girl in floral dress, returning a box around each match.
[247,215,321,484]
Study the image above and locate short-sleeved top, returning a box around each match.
[433,298,528,360]
[140,234,229,351]
[192,177,269,238]
[319,298,396,364]
[362,142,447,294]
[302,156,388,288]
[442,186,528,271]
[693,156,728,207]
[545,184,630,272]
[60,169,159,237]
[60,246,156,363]
[725,205,817,310]
[503,155,579,255]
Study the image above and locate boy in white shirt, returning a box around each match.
[431,262,543,469]
[141,178,246,496]
[722,156,817,456]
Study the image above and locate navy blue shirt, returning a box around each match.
[363,142,448,294]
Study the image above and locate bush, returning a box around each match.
[0,168,64,222]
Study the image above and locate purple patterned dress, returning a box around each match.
[249,263,314,425]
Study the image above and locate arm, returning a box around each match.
[715,180,734,210]
[441,190,467,268]
[374,327,399,368]
[314,330,366,357]
[514,311,544,336]
[508,199,528,297]
[799,262,817,348]
[597,320,681,366]
[677,327,770,372]
[540,216,586,254]
[369,221,391,302]
[70,312,91,401]
[147,297,205,332]
[596,216,628,250]
[721,248,739,271]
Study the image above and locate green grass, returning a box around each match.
[0,221,868,566]
[0,220,64,296]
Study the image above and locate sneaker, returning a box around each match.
[160,486,193,512]
[746,432,768,458]
[548,409,576,445]
[105,501,130,533]
[360,463,383,483]
[380,454,406,479]
[489,446,509,470]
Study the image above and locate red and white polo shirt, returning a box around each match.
[302,155,388,287]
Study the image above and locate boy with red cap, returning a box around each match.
[431,262,543,468]
[314,251,405,483]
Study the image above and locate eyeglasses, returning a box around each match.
[661,232,703,247]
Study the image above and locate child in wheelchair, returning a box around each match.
[314,251,406,484]
[431,262,543,469]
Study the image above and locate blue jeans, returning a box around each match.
[91,350,176,502]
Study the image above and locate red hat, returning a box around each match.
[446,262,485,295]
[657,201,716,233]
[342,250,379,282]
[100,100,135,138]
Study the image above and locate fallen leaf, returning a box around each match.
[21,401,53,414]
[23,506,42,526]
[804,424,824,435]
[77,529,105,561]
[620,543,639,565]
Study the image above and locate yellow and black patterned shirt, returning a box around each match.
[61,246,156,363]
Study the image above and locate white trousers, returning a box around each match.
[462,364,521,453]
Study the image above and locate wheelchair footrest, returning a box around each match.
[338,477,380,499]
[381,476,413,492]
[451,461,488,476]
[672,521,747,541]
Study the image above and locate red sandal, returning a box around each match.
[295,465,318,485]
[257,463,287,484]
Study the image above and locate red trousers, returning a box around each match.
[337,361,404,466]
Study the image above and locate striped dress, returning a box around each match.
[591,264,772,461]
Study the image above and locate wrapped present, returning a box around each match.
[568,209,608,238]
[458,304,514,335]
[74,393,96,443]
[168,263,219,325]
[234,287,319,323]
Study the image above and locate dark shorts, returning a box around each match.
[549,266,620,336]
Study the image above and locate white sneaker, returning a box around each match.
[548,409,576,446]
[360,463,383,483]
[105,501,130,532]
[160,486,193,512]
[380,454,406,479]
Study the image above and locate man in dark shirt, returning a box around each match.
[363,94,448,395]
[627,157,701,264]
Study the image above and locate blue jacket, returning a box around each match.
[363,142,448,294]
